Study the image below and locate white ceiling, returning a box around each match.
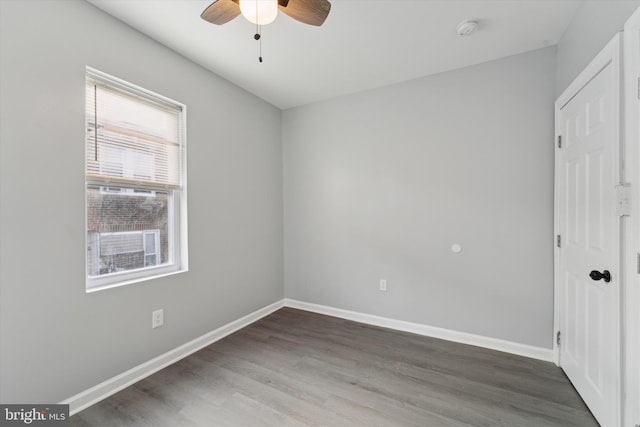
[86,0,582,109]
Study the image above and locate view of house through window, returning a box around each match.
[85,68,186,290]
[87,187,168,275]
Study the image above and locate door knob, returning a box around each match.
[589,270,611,283]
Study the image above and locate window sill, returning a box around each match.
[86,267,188,293]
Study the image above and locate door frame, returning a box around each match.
[624,7,640,427]
[553,33,623,425]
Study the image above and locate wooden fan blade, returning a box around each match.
[201,0,240,25]
[278,0,331,26]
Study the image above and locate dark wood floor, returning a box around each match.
[71,307,598,427]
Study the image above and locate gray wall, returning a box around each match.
[283,47,557,349]
[556,0,640,94]
[0,0,283,403]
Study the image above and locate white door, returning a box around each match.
[555,35,621,427]
[624,7,640,427]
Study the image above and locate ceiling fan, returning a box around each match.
[201,0,332,27]
[201,0,331,62]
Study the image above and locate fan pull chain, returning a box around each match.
[253,25,263,63]
[254,0,263,63]
[259,27,263,63]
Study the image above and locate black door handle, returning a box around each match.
[589,270,611,283]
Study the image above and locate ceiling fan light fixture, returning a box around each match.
[240,0,278,25]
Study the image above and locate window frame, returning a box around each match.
[85,67,188,292]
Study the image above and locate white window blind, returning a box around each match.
[86,73,183,190]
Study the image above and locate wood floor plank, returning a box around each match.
[71,308,598,426]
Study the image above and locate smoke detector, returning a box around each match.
[456,20,479,36]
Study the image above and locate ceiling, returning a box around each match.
[86,0,582,109]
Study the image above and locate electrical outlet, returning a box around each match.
[152,309,164,329]
[379,279,387,291]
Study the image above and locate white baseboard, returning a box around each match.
[62,299,284,415]
[283,299,553,362]
[64,297,553,416]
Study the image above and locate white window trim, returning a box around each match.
[85,67,188,292]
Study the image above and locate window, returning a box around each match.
[85,68,187,291]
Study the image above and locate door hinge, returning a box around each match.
[556,234,561,248]
[616,184,631,216]
[557,135,562,149]
[637,253,640,275]
[556,331,561,346]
